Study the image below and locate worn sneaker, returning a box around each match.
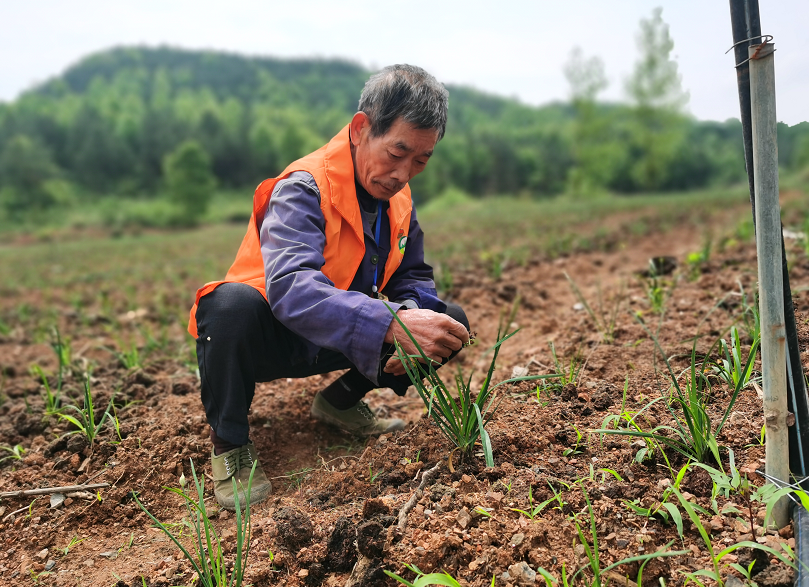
[210,442,272,510]
[310,393,405,437]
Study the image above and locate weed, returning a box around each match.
[597,378,670,468]
[385,563,468,586]
[134,458,255,587]
[622,486,684,538]
[548,341,583,386]
[671,485,795,586]
[685,234,712,281]
[537,488,689,586]
[0,444,25,463]
[640,261,671,315]
[597,322,754,466]
[61,535,86,557]
[509,485,556,520]
[368,465,384,484]
[564,272,623,344]
[284,467,314,491]
[56,373,117,447]
[562,425,585,457]
[31,365,62,416]
[110,341,142,370]
[737,280,761,344]
[387,303,560,467]
[711,326,760,389]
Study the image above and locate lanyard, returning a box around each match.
[371,200,382,296]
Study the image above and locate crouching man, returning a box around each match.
[188,64,470,509]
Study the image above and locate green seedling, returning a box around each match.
[562,425,585,457]
[108,341,142,370]
[537,488,689,587]
[61,535,86,557]
[712,326,760,390]
[671,485,795,586]
[597,378,670,469]
[31,365,62,416]
[134,458,255,587]
[640,260,671,315]
[368,465,384,483]
[685,235,712,281]
[564,272,624,344]
[737,280,761,344]
[510,485,556,520]
[596,319,754,466]
[385,563,466,587]
[0,444,25,463]
[387,301,561,467]
[56,373,117,447]
[548,341,583,386]
[622,486,684,538]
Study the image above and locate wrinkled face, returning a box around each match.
[349,112,439,201]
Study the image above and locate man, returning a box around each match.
[188,64,470,510]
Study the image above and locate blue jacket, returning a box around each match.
[259,171,445,384]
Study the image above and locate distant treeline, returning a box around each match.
[1,46,808,223]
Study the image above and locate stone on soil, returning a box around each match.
[508,561,536,586]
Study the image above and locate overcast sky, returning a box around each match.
[2,1,807,125]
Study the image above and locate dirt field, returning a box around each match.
[1,192,809,587]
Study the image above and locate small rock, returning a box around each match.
[50,493,66,509]
[573,303,585,311]
[616,539,630,548]
[99,551,118,559]
[511,366,529,379]
[377,435,388,444]
[630,440,646,450]
[44,560,56,571]
[83,559,95,567]
[508,561,536,586]
[456,507,472,529]
[298,569,310,578]
[36,549,48,560]
[510,533,525,547]
[709,516,724,531]
[725,576,744,587]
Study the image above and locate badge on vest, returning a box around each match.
[397,228,407,255]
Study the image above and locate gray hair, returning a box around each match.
[358,64,449,141]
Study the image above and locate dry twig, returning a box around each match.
[0,482,110,499]
[396,461,441,531]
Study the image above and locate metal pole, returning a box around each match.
[749,42,788,528]
[729,0,809,490]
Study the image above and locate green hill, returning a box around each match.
[0,46,807,226]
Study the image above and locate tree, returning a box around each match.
[0,134,59,216]
[162,140,216,225]
[625,8,690,191]
[563,47,624,196]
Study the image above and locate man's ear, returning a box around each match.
[349,112,370,146]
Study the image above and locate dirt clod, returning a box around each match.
[324,516,357,572]
[272,507,314,550]
[356,520,385,559]
[362,498,390,519]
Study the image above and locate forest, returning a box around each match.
[1,16,809,229]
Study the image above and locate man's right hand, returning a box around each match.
[383,309,469,375]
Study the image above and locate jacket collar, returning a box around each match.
[324,125,412,241]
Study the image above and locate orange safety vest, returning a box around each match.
[187,124,412,338]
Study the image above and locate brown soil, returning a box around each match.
[1,223,809,587]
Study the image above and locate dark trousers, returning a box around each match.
[195,283,468,445]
